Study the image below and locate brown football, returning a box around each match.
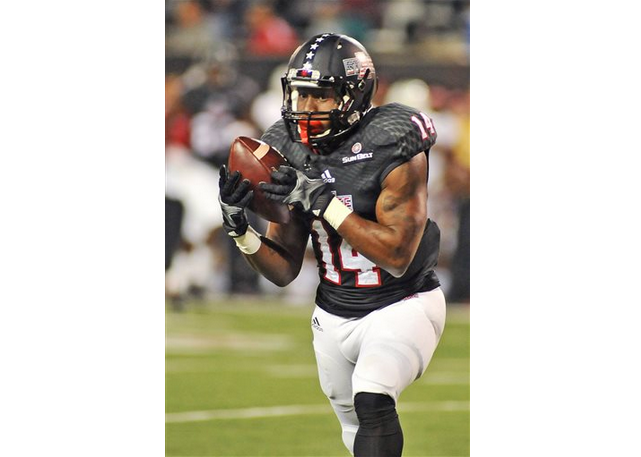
[228,136,291,224]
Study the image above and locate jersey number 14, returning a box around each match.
[311,220,382,287]
[411,112,436,140]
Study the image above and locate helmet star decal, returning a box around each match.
[314,34,330,43]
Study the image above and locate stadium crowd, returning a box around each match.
[165,0,470,307]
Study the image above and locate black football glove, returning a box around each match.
[259,165,333,217]
[218,164,253,237]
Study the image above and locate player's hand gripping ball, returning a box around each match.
[227,136,291,224]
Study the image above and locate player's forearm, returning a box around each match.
[334,211,423,278]
[242,237,302,287]
[231,225,304,286]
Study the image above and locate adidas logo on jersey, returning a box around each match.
[321,170,335,183]
[311,316,323,332]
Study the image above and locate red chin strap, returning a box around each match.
[299,120,325,152]
[299,121,309,146]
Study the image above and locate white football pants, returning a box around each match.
[311,287,446,454]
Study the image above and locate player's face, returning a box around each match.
[295,87,339,110]
[294,87,340,134]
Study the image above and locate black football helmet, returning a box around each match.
[281,33,378,154]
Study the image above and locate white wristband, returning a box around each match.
[233,226,262,255]
[323,197,353,230]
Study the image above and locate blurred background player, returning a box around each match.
[219,33,446,456]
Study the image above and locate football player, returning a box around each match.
[218,33,446,457]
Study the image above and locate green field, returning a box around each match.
[166,297,470,456]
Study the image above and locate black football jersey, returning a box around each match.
[261,103,441,318]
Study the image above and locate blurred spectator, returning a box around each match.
[343,0,382,31]
[165,142,225,304]
[165,74,191,148]
[427,85,462,151]
[305,1,349,38]
[384,78,431,112]
[165,144,223,246]
[250,63,288,132]
[166,0,218,59]
[181,45,259,118]
[190,107,260,168]
[373,0,427,50]
[304,0,373,44]
[199,0,247,43]
[181,45,262,168]
[244,2,299,56]
[273,0,312,31]
[422,0,457,35]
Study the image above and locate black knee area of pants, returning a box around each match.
[354,392,399,434]
[353,393,403,456]
[354,392,401,436]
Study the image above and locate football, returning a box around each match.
[228,136,291,224]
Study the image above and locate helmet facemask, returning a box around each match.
[282,80,358,152]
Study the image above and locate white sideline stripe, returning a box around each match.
[166,405,329,423]
[166,401,469,423]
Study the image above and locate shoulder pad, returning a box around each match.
[362,103,437,162]
[261,119,289,151]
